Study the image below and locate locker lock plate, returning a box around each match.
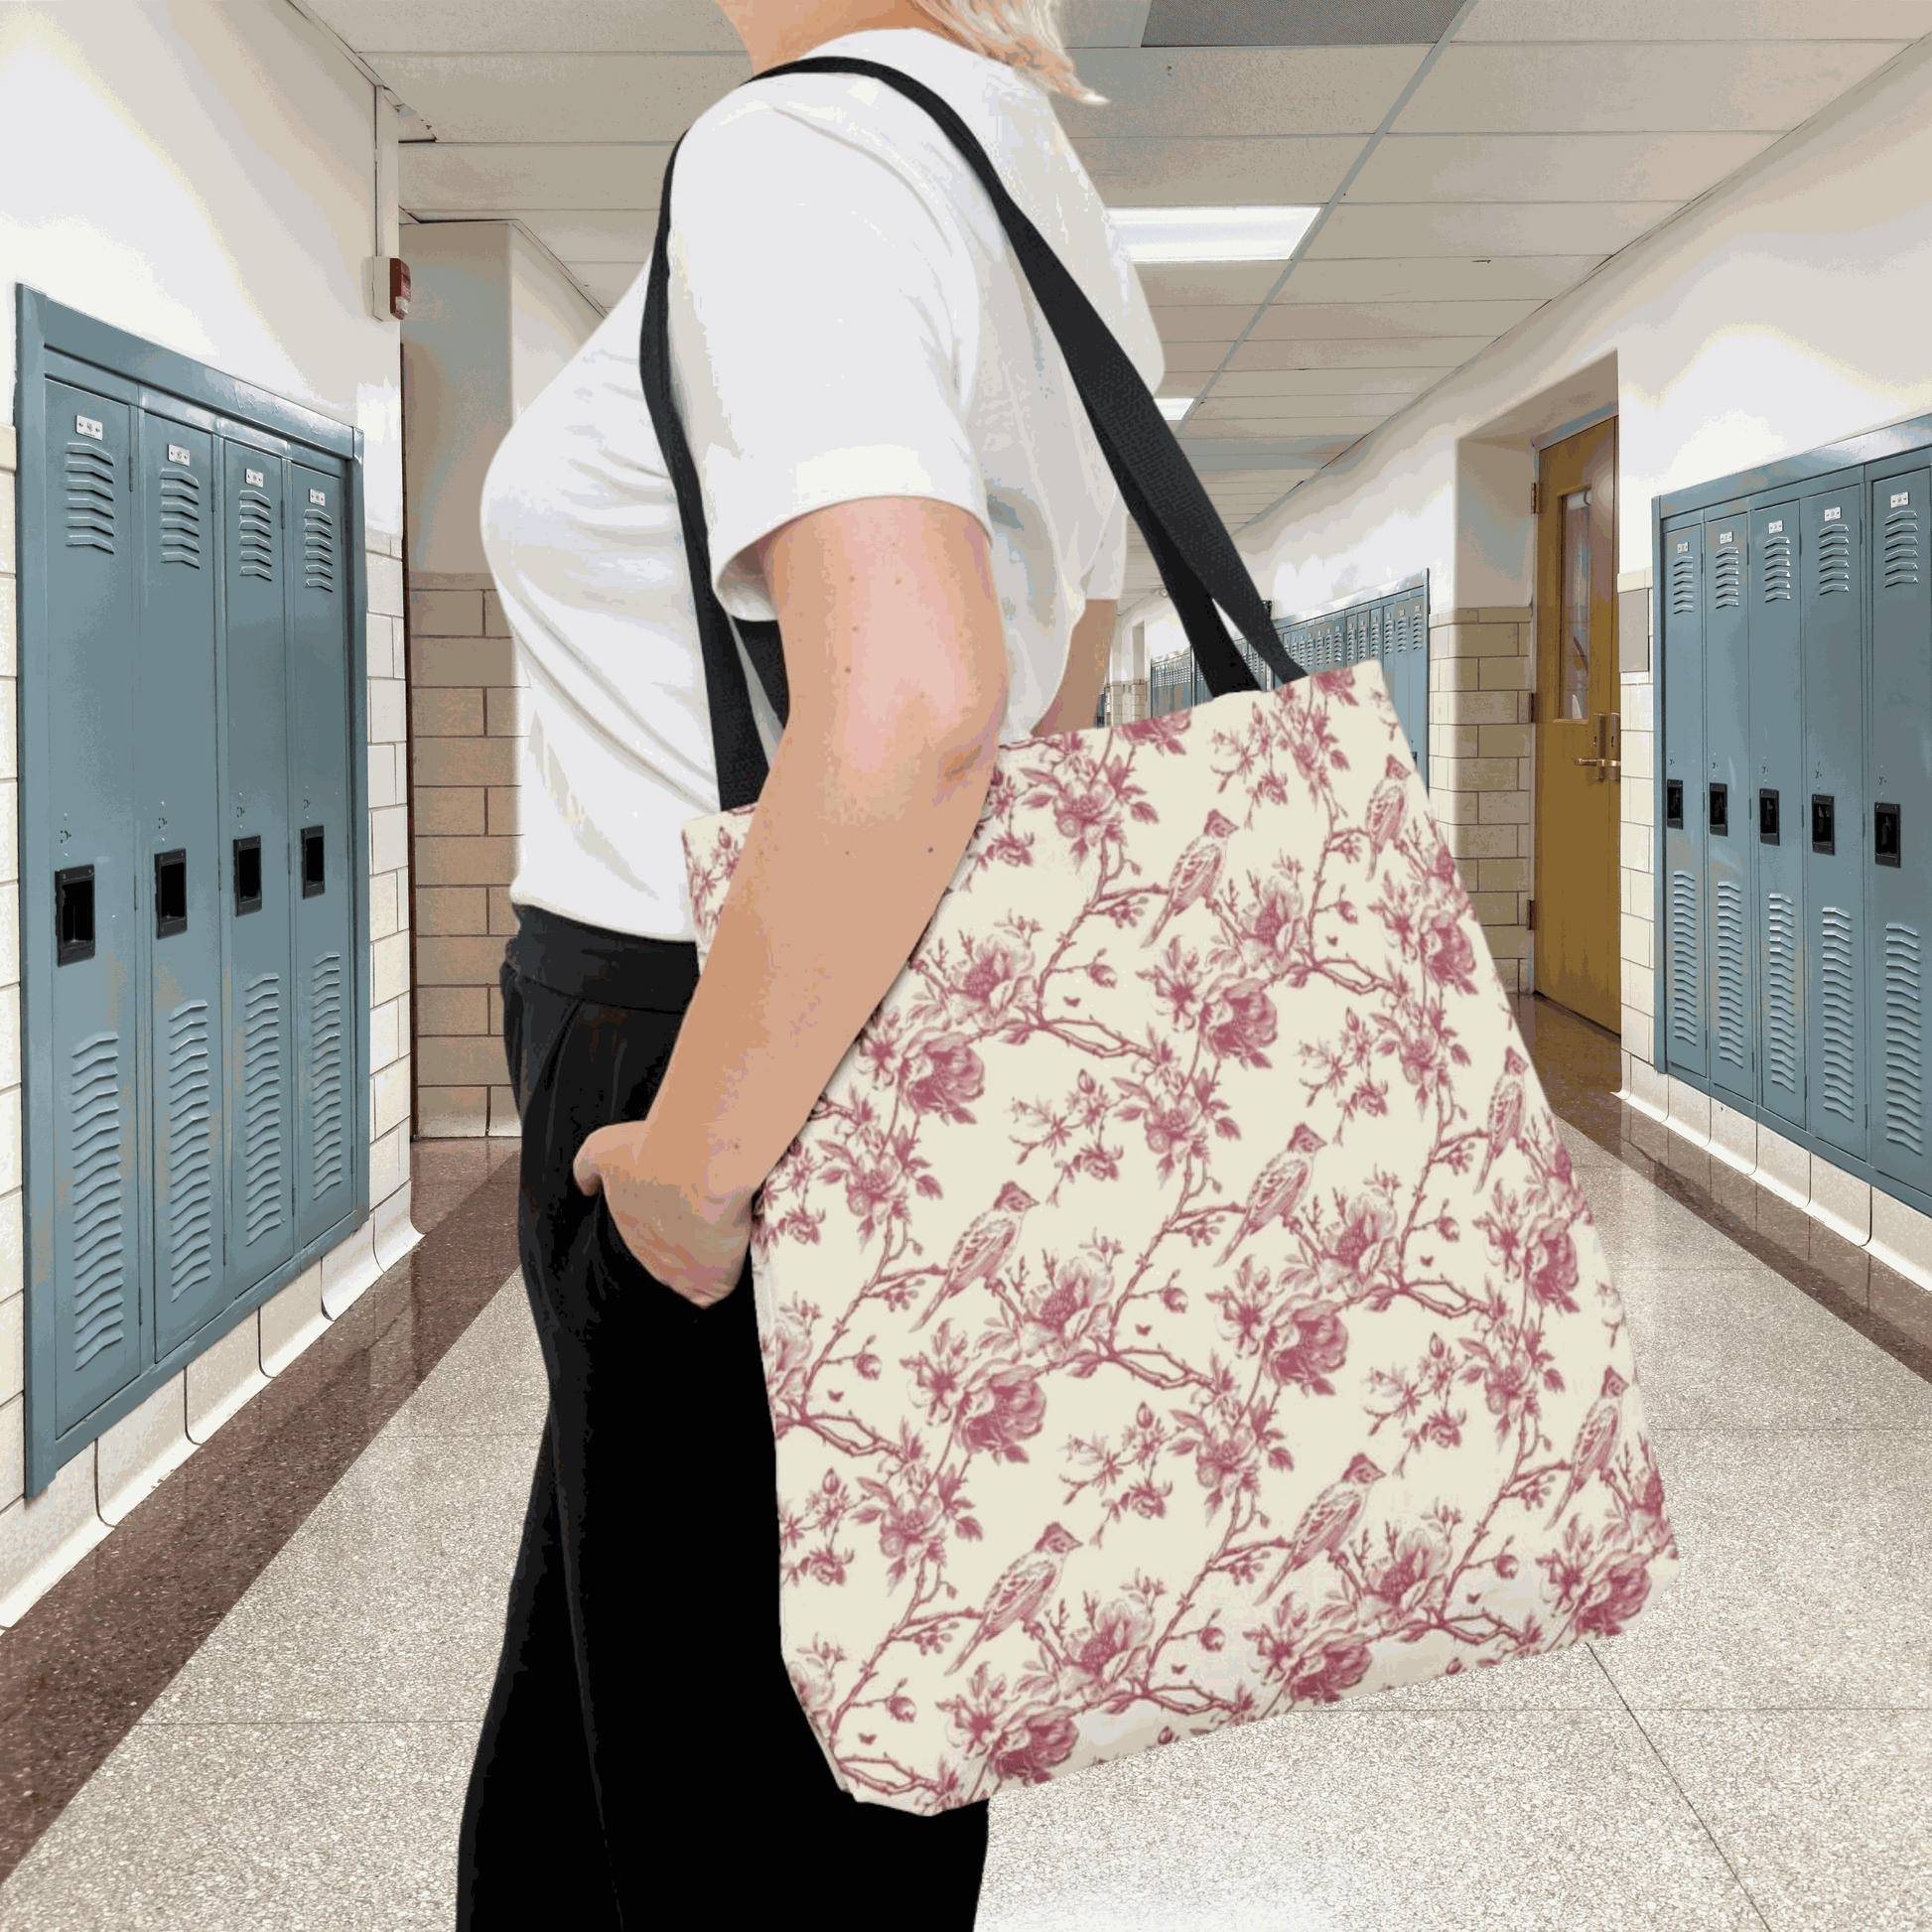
[1758,788,1779,845]
[1875,802,1901,868]
[1811,794,1836,856]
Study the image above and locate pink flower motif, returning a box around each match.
[1576,1551,1653,1638]
[1021,1256,1108,1356]
[902,1035,987,1123]
[1287,1634,1375,1704]
[1073,1598,1155,1689]
[1366,1523,1451,1616]
[1193,1418,1259,1503]
[1421,897,1477,994]
[1201,978,1279,1068]
[958,1364,1048,1463]
[991,1705,1081,1783]
[956,932,1035,1022]
[1264,1300,1350,1393]
[875,1493,946,1575]
[802,1546,850,1587]
[1527,1220,1581,1311]
[1331,1191,1397,1284]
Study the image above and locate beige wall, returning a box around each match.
[401,221,599,1139]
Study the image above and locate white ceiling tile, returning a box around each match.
[1249,299,1546,339]
[1279,255,1604,301]
[1049,49,1426,135]
[1148,306,1253,343]
[305,0,740,54]
[368,54,745,142]
[1072,135,1360,205]
[1350,130,1776,201]
[1304,201,1679,257]
[1064,1,1162,49]
[402,144,669,213]
[521,213,657,260]
[1394,41,1906,134]
[1189,411,1392,435]
[1196,368,1449,396]
[1144,0,1465,45]
[1458,0,1932,40]
[1225,335,1497,367]
[1136,260,1294,305]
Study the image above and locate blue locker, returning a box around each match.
[1867,466,1931,1196]
[1406,590,1429,784]
[43,380,144,1433]
[288,462,355,1251]
[1662,517,1706,1076]
[219,441,298,1302]
[138,410,229,1357]
[1703,504,1753,1105]
[1802,477,1867,1162]
[1749,498,1805,1129]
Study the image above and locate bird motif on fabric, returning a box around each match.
[1544,1366,1628,1527]
[911,1181,1038,1331]
[1362,755,1409,860]
[1258,1452,1386,1602]
[944,1522,1082,1677]
[1140,809,1239,950]
[1475,1047,1530,1189]
[1215,1124,1326,1265]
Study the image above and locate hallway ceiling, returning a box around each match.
[299,0,1932,607]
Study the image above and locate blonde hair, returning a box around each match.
[905,0,1110,105]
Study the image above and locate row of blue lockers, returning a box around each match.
[1140,577,1431,784]
[1659,418,1931,1214]
[18,289,371,1493]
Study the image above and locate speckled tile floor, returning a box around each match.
[2,1003,1931,1929]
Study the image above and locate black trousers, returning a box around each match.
[455,903,990,1927]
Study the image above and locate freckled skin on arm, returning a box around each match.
[641,495,1012,1198]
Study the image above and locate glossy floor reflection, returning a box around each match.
[1,1001,1929,1929]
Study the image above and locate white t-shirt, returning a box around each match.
[480,26,1164,942]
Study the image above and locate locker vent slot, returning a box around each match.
[310,951,345,1196]
[1819,905,1858,1124]
[69,1032,127,1369]
[1713,546,1741,610]
[1765,892,1799,1097]
[1816,522,1852,597]
[1761,531,1792,602]
[238,487,275,582]
[1670,551,1697,617]
[65,442,116,553]
[1881,922,1924,1158]
[163,1000,214,1305]
[303,505,336,592]
[158,470,203,569]
[242,974,286,1244]
[1714,879,1747,1071]
[1882,505,1920,590]
[1669,870,1701,1050]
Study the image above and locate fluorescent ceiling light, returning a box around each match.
[1110,206,1321,264]
[1157,397,1194,422]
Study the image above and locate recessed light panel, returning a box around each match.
[1111,206,1320,262]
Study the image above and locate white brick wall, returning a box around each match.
[1428,607,1534,993]
[408,574,523,1138]
[0,440,420,1623]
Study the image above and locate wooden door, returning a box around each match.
[1534,418,1620,1032]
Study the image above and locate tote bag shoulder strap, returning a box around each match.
[639,54,1305,814]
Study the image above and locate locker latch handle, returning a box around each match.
[234,836,263,914]
[155,850,188,938]
[1875,802,1901,868]
[301,824,326,898]
[56,865,96,965]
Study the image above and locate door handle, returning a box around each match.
[1571,713,1621,776]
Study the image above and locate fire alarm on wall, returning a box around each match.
[373,257,411,321]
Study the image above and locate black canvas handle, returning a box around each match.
[639,54,1305,814]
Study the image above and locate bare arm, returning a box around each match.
[641,495,1011,1201]
[1030,596,1117,738]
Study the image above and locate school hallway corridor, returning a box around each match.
[0,995,1925,1931]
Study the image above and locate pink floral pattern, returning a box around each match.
[681,663,1681,1816]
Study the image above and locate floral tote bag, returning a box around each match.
[641,57,1682,1817]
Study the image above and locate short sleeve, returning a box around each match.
[664,104,993,621]
[1084,485,1128,600]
